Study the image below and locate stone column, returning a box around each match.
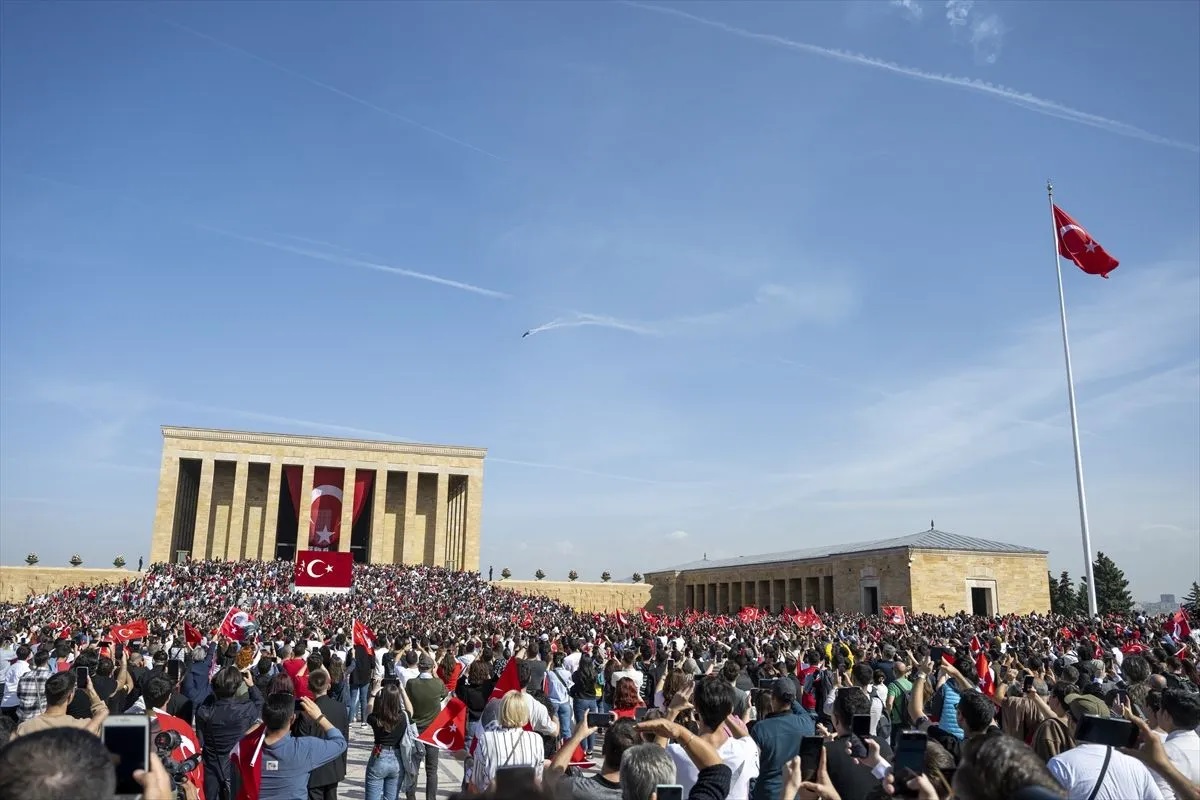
[225,459,250,561]
[295,463,315,558]
[769,580,777,613]
[401,470,418,564]
[150,453,180,564]
[369,467,389,564]
[338,468,355,553]
[434,472,449,569]
[192,459,216,560]
[260,462,282,561]
[463,473,483,573]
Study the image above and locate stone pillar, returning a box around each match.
[338,468,355,553]
[295,463,315,558]
[225,459,250,561]
[150,453,180,564]
[260,462,282,561]
[401,470,418,564]
[434,472,449,568]
[463,473,483,573]
[769,580,777,613]
[192,459,216,560]
[369,467,388,564]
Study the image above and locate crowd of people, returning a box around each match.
[0,557,1196,800]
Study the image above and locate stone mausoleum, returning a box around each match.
[644,529,1050,616]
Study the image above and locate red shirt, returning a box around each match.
[613,706,640,720]
[281,658,314,700]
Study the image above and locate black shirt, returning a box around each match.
[367,713,407,747]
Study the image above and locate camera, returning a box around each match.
[153,729,202,799]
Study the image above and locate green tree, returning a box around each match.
[1183,582,1200,615]
[1092,551,1133,615]
[1049,570,1078,615]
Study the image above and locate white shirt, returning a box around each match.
[1163,729,1200,796]
[1,661,30,708]
[562,651,582,675]
[397,666,419,689]
[667,736,760,800]
[1048,743,1164,800]
[470,728,544,793]
[611,668,643,690]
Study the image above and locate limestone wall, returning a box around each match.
[909,551,1050,615]
[497,580,651,614]
[0,566,141,604]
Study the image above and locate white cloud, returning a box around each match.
[667,530,690,540]
[945,0,974,26]
[890,0,924,21]
[969,14,1005,65]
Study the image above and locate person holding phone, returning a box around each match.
[662,676,760,799]
[10,670,107,739]
[470,691,547,794]
[254,693,348,800]
[750,677,815,800]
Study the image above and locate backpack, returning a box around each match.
[889,679,916,728]
[871,692,892,741]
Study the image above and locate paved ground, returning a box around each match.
[338,723,467,800]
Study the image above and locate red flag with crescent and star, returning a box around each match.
[184,621,203,648]
[491,657,522,699]
[110,619,148,643]
[352,619,376,657]
[295,550,354,592]
[882,606,907,625]
[309,467,346,550]
[218,607,254,642]
[1053,205,1119,278]
[417,697,468,751]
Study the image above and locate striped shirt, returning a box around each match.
[470,728,544,793]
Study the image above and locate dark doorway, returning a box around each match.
[863,586,879,615]
[274,466,299,561]
[349,478,374,563]
[971,587,991,616]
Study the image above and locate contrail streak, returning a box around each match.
[195,223,511,298]
[163,19,505,161]
[522,313,660,338]
[619,1,1199,154]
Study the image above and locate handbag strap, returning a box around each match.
[500,730,524,767]
[1085,746,1113,800]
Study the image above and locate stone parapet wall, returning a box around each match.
[0,567,140,604]
[497,580,651,614]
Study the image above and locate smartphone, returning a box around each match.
[757,678,778,691]
[852,714,872,738]
[666,658,675,672]
[1023,675,1035,693]
[103,716,150,796]
[930,647,950,669]
[587,711,616,729]
[167,659,183,682]
[76,666,89,690]
[1076,714,1138,748]
[655,787,684,800]
[799,736,825,782]
[115,642,124,661]
[634,706,650,722]
[381,677,400,686]
[894,731,928,775]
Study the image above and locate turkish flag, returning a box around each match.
[231,724,266,800]
[882,606,907,625]
[491,657,522,699]
[110,619,148,643]
[569,743,595,769]
[417,697,467,751]
[352,619,375,657]
[1164,609,1192,641]
[309,467,345,550]
[969,635,982,654]
[184,622,203,648]
[295,550,354,592]
[1053,205,1119,278]
[218,607,254,642]
[976,651,995,697]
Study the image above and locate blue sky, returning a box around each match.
[1,0,1197,601]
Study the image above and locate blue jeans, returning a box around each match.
[350,683,370,723]
[366,749,401,800]
[553,700,573,743]
[573,697,598,752]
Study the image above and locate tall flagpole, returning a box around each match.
[1047,180,1098,618]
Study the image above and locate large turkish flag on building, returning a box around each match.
[309,467,345,550]
[295,550,354,593]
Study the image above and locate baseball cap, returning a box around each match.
[1064,692,1109,720]
[771,676,798,703]
[418,654,435,671]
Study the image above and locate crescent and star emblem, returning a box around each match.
[116,627,134,640]
[305,559,333,579]
[432,723,457,749]
[1058,223,1098,256]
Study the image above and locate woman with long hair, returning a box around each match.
[365,683,408,800]
[611,677,643,720]
[437,649,461,692]
[470,691,546,794]
[456,658,497,791]
[327,656,349,711]
[570,656,601,753]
